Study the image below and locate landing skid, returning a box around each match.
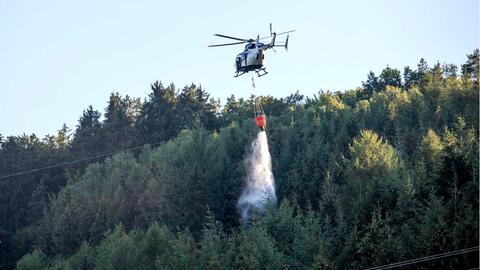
[255,68,268,77]
[234,71,247,78]
[234,68,268,78]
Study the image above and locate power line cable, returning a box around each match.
[2,127,139,173]
[365,246,479,270]
[0,129,209,181]
[3,103,477,269]
[0,142,158,180]
[0,107,309,181]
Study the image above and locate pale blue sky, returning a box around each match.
[0,0,478,137]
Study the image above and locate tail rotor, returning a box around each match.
[285,35,289,51]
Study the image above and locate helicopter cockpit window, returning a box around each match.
[247,43,256,49]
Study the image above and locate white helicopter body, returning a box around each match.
[208,25,294,77]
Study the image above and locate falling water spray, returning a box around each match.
[237,131,277,223]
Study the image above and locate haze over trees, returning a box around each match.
[1,49,478,269]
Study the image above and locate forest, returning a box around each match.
[0,49,478,269]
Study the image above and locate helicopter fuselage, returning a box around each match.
[235,42,266,77]
[208,26,294,78]
[235,43,267,77]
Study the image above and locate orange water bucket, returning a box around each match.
[255,115,266,129]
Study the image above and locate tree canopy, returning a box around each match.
[1,50,478,269]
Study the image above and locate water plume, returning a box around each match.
[237,131,276,223]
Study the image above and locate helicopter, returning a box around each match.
[208,24,295,78]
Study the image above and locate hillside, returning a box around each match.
[1,50,479,269]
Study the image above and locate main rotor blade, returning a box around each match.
[259,30,296,40]
[276,30,296,36]
[208,41,247,47]
[214,34,248,42]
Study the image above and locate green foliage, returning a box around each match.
[355,208,400,268]
[138,222,173,270]
[155,230,197,270]
[138,82,179,144]
[347,130,400,197]
[63,241,96,270]
[379,66,402,89]
[461,49,479,81]
[1,52,478,270]
[417,129,444,187]
[197,210,226,270]
[102,92,141,151]
[224,226,284,270]
[95,225,140,270]
[345,130,402,233]
[16,249,47,270]
[349,130,399,177]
